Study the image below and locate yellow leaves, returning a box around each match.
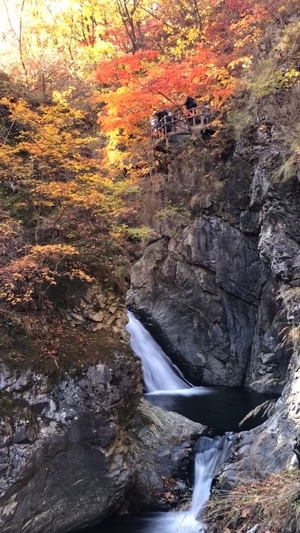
[52,88,77,105]
[283,68,300,83]
[0,93,106,196]
[34,176,124,217]
[0,242,94,311]
[0,85,133,310]
[67,268,94,283]
[31,244,78,259]
[0,220,20,241]
[0,97,32,127]
[228,56,253,71]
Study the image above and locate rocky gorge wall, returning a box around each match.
[127,95,299,397]
[0,17,299,533]
[126,63,300,476]
[0,346,205,533]
[0,285,207,532]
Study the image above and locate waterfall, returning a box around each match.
[142,435,233,533]
[191,435,233,519]
[126,310,191,392]
[126,311,234,532]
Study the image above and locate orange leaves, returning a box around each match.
[2,0,299,314]
[97,51,213,142]
[0,243,94,311]
[95,1,266,146]
[94,0,300,152]
[96,50,160,88]
[96,42,236,151]
[96,49,165,137]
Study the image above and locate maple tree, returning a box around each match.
[92,0,299,171]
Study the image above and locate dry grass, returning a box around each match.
[204,470,300,533]
[279,287,300,348]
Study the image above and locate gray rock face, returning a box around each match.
[0,354,141,533]
[127,218,263,385]
[126,76,300,496]
[0,357,205,533]
[219,346,300,487]
[127,117,299,393]
[127,398,205,509]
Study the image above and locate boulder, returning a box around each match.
[0,357,204,533]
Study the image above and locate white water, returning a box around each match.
[126,311,234,531]
[191,435,233,519]
[126,311,191,392]
[126,310,211,396]
[142,435,233,533]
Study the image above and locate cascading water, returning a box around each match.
[126,310,191,392]
[126,311,234,531]
[141,435,233,533]
[191,436,233,520]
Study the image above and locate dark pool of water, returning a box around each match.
[145,385,275,433]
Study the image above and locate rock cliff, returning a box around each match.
[127,19,300,475]
[127,129,299,393]
[0,347,205,533]
[127,74,300,396]
[0,14,299,533]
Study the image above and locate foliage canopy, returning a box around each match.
[0,0,299,313]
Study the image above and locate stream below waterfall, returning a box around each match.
[73,312,276,533]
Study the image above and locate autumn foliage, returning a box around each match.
[0,89,136,311]
[0,0,299,313]
[92,0,299,166]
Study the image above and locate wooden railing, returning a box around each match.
[150,105,212,144]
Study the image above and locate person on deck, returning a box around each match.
[150,111,165,138]
[151,110,174,137]
[184,96,197,111]
[163,111,174,134]
[184,96,198,126]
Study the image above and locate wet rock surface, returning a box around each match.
[218,345,300,488]
[127,398,205,510]
[0,356,204,533]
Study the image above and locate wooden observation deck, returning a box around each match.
[150,105,214,147]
